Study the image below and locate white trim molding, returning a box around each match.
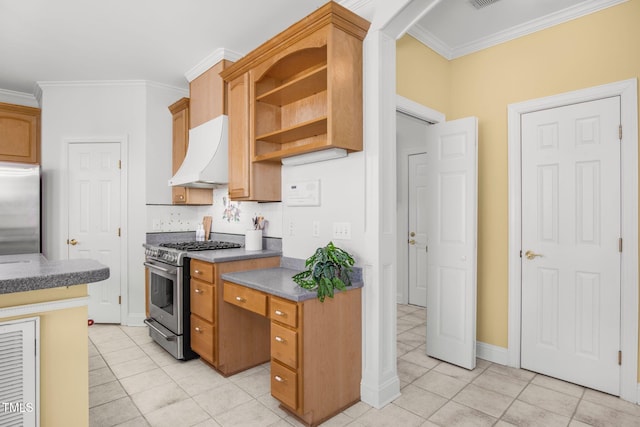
[507,78,638,403]
[0,88,39,108]
[0,297,88,318]
[410,0,628,60]
[396,95,445,123]
[477,341,509,366]
[184,48,244,82]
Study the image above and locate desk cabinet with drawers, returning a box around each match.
[188,257,280,374]
[223,279,362,427]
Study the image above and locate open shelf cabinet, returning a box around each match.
[220,1,370,199]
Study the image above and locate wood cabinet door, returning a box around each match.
[228,74,251,200]
[0,104,40,164]
[168,98,212,205]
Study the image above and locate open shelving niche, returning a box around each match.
[253,46,331,162]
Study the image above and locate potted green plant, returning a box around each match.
[292,242,355,302]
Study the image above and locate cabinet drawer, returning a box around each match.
[223,282,267,316]
[271,360,297,410]
[191,259,214,283]
[270,296,298,328]
[190,315,215,364]
[191,280,215,323]
[271,322,298,368]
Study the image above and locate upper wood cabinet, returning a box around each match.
[221,1,369,201]
[0,102,41,164]
[189,60,230,128]
[168,98,212,205]
[227,74,281,201]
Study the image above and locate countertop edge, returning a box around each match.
[186,249,282,263]
[0,255,111,295]
[221,267,363,302]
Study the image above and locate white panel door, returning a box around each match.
[408,153,428,307]
[425,117,478,370]
[68,143,122,323]
[521,97,621,395]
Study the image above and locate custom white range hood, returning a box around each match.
[168,115,228,188]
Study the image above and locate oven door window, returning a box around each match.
[150,272,174,315]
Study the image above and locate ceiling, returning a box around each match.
[0,0,626,97]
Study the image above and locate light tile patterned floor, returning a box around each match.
[89,304,640,426]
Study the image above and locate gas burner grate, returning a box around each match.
[159,241,242,251]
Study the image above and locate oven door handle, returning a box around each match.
[143,262,176,275]
[144,319,176,341]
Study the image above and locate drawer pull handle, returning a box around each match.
[194,270,201,274]
[274,375,285,383]
[235,296,245,302]
[274,310,285,316]
[195,289,203,294]
[195,327,203,333]
[275,336,285,343]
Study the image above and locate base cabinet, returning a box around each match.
[224,283,362,427]
[188,257,280,374]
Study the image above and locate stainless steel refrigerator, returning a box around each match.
[0,162,40,255]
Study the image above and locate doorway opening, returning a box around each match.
[396,96,444,307]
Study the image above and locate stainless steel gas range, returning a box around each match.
[143,240,241,360]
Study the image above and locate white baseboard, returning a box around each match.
[476,341,509,366]
[361,376,401,409]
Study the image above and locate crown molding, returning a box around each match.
[36,80,187,94]
[339,0,374,20]
[0,87,39,108]
[410,0,628,60]
[407,25,453,59]
[184,48,244,83]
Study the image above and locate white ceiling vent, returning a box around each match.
[469,0,500,9]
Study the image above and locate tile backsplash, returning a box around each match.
[146,186,282,238]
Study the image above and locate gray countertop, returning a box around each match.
[0,253,110,295]
[221,267,363,302]
[187,248,282,263]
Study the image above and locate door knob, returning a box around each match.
[410,232,416,237]
[409,239,416,245]
[68,239,78,246]
[525,250,542,260]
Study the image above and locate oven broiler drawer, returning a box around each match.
[144,318,184,360]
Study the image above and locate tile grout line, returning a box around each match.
[90,333,153,426]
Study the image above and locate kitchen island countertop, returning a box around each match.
[221,267,363,302]
[0,253,110,295]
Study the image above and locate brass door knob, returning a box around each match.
[410,232,416,237]
[409,239,416,245]
[68,239,78,246]
[525,250,542,260]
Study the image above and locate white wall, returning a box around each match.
[39,81,185,325]
[281,152,365,263]
[146,84,188,204]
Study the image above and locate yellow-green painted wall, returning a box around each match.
[1,285,89,427]
[397,0,640,373]
[397,35,452,115]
